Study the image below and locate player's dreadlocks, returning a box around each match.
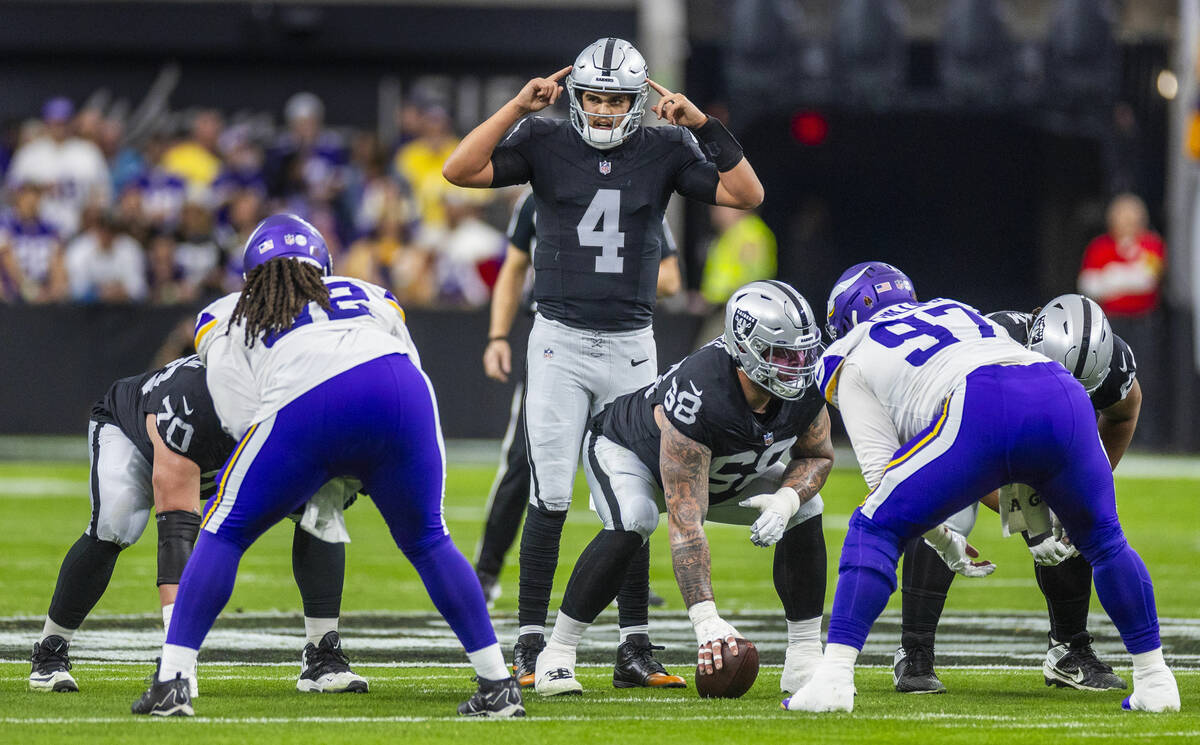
[230,258,330,347]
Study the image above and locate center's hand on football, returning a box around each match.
[689,600,740,675]
[738,487,800,547]
[512,66,571,114]
[648,79,707,128]
[482,339,511,383]
[923,523,996,578]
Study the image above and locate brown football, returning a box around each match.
[695,638,759,699]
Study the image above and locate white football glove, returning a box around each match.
[688,600,741,674]
[1025,532,1078,566]
[923,523,996,578]
[738,487,801,547]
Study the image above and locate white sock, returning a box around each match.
[41,618,76,644]
[548,613,589,651]
[824,643,859,675]
[517,625,544,640]
[786,617,822,647]
[619,624,648,643]
[467,643,510,682]
[1131,647,1166,675]
[304,616,338,647]
[161,604,174,634]
[159,643,199,683]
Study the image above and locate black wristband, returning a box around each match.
[488,336,508,343]
[692,117,744,172]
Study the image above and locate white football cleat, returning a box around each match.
[1122,665,1180,713]
[780,642,822,694]
[297,632,369,693]
[781,660,854,713]
[534,642,583,696]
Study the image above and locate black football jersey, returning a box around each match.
[490,117,718,331]
[599,340,827,505]
[91,355,236,498]
[987,310,1137,412]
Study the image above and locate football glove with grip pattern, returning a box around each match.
[739,487,801,547]
[923,524,996,577]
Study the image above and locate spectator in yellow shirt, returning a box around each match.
[700,204,777,304]
[161,110,224,191]
[393,98,460,229]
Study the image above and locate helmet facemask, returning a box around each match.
[744,336,825,400]
[567,78,648,150]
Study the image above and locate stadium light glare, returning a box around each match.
[1156,69,1178,100]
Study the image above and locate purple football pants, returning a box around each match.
[167,353,497,654]
[828,362,1160,655]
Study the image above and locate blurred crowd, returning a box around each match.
[0,92,515,308]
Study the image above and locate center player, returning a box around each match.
[783,262,1178,713]
[532,281,832,696]
[443,36,765,687]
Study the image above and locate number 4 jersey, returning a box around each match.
[91,355,236,497]
[489,117,720,331]
[818,298,1045,488]
[598,340,827,504]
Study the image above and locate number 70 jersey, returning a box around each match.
[818,299,1047,443]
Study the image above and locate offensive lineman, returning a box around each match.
[30,355,368,696]
[783,261,1178,713]
[894,295,1140,694]
[132,214,522,717]
[444,37,764,687]
[534,281,831,696]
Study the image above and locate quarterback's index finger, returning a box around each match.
[549,66,572,81]
[647,78,672,97]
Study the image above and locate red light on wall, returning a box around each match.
[790,111,829,146]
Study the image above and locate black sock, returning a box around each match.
[517,504,567,630]
[47,534,123,629]
[774,515,826,620]
[617,539,650,630]
[561,529,643,624]
[292,524,345,619]
[900,536,955,649]
[1036,553,1094,642]
[475,415,531,578]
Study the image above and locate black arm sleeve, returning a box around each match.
[672,128,721,203]
[489,118,536,188]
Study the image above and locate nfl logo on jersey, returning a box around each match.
[763,431,774,446]
[599,160,612,175]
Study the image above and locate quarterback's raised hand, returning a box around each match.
[513,66,571,114]
[648,79,707,128]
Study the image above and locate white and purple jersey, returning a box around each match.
[0,212,59,283]
[194,274,417,439]
[135,169,188,227]
[817,298,1046,488]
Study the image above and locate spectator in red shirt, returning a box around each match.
[1078,193,1165,317]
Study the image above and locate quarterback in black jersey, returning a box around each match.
[29,356,368,695]
[895,295,1142,695]
[445,36,764,690]
[531,281,833,696]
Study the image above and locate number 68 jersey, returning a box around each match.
[817,298,1046,487]
[194,275,419,440]
[598,340,827,505]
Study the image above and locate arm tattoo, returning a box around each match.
[782,407,835,504]
[657,407,715,607]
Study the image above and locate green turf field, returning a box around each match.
[1,458,1197,742]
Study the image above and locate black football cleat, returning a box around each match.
[29,635,78,692]
[131,659,193,716]
[613,634,687,689]
[298,631,369,693]
[458,676,526,717]
[893,645,946,694]
[1044,632,1127,691]
[512,633,544,689]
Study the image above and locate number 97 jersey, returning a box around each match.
[818,299,1047,444]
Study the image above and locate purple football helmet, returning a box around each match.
[825,261,917,340]
[241,214,332,278]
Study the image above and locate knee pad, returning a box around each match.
[156,510,201,585]
[839,511,903,591]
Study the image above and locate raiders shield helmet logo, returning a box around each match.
[1030,315,1046,346]
[733,308,758,342]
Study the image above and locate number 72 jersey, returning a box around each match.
[489,117,721,331]
[818,299,1047,447]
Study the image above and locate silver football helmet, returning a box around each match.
[1029,294,1113,393]
[566,37,649,150]
[723,281,825,400]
